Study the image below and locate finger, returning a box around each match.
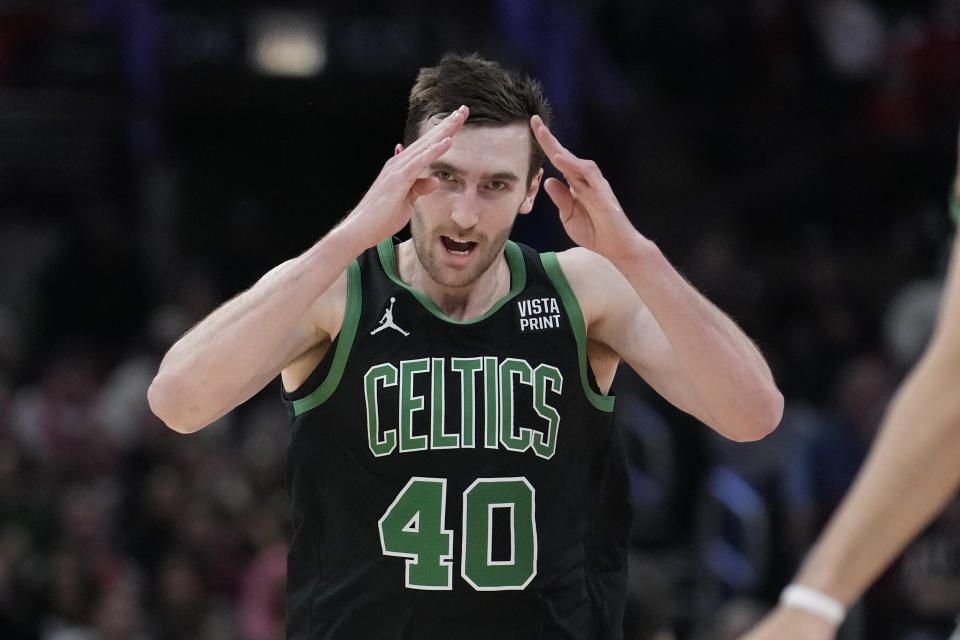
[401,135,454,178]
[530,114,571,162]
[403,105,469,156]
[530,114,582,170]
[392,106,465,175]
[530,115,593,181]
[543,177,575,220]
[530,115,565,151]
[410,176,439,199]
[403,176,439,210]
[427,104,469,141]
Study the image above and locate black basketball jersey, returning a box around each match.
[282,238,630,639]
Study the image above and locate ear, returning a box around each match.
[394,143,404,156]
[518,168,544,215]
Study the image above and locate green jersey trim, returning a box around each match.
[376,238,527,324]
[540,252,616,413]
[292,260,363,416]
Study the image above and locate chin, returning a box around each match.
[427,265,482,289]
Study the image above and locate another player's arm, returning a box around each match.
[532,116,782,442]
[738,131,960,640]
[148,106,469,433]
[738,238,960,640]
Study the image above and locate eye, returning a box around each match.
[487,180,508,191]
[435,170,454,182]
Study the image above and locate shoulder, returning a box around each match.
[553,247,639,328]
[557,247,636,304]
[554,246,620,282]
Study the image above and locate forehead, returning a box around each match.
[419,120,532,176]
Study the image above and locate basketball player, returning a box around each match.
[738,128,960,640]
[148,54,783,639]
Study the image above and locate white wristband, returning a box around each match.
[779,584,846,625]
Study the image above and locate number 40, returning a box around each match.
[377,477,537,591]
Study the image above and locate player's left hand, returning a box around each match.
[530,115,641,260]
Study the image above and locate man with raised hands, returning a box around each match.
[149,53,782,639]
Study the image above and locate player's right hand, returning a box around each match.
[342,105,468,249]
[735,605,839,640]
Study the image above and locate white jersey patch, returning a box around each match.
[371,297,410,337]
[516,297,561,333]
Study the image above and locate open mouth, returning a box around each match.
[441,236,477,256]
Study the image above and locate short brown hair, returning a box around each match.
[404,53,553,183]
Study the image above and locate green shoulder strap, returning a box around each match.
[292,259,362,415]
[540,252,615,413]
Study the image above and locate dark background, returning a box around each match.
[1,1,959,639]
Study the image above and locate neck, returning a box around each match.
[395,240,511,321]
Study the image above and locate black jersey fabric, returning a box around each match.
[282,239,630,639]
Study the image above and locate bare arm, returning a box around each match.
[148,106,469,433]
[147,237,354,433]
[799,235,960,595]
[738,131,960,640]
[532,116,783,442]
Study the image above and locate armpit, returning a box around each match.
[586,338,619,395]
[282,338,333,393]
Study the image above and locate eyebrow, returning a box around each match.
[428,161,520,183]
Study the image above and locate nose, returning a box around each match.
[449,192,480,230]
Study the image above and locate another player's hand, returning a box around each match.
[344,106,468,249]
[735,605,839,640]
[530,115,640,260]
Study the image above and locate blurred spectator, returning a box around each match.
[11,345,114,477]
[151,551,207,640]
[695,597,765,640]
[95,354,158,453]
[40,550,98,640]
[624,552,678,640]
[878,497,960,639]
[815,0,887,81]
[884,277,943,370]
[238,543,286,640]
[91,575,151,640]
[783,353,897,560]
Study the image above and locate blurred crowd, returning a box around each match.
[1,1,960,639]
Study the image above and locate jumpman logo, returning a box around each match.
[370,297,410,337]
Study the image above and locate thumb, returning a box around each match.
[402,177,438,212]
[410,176,439,200]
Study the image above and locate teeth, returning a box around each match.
[442,235,474,256]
